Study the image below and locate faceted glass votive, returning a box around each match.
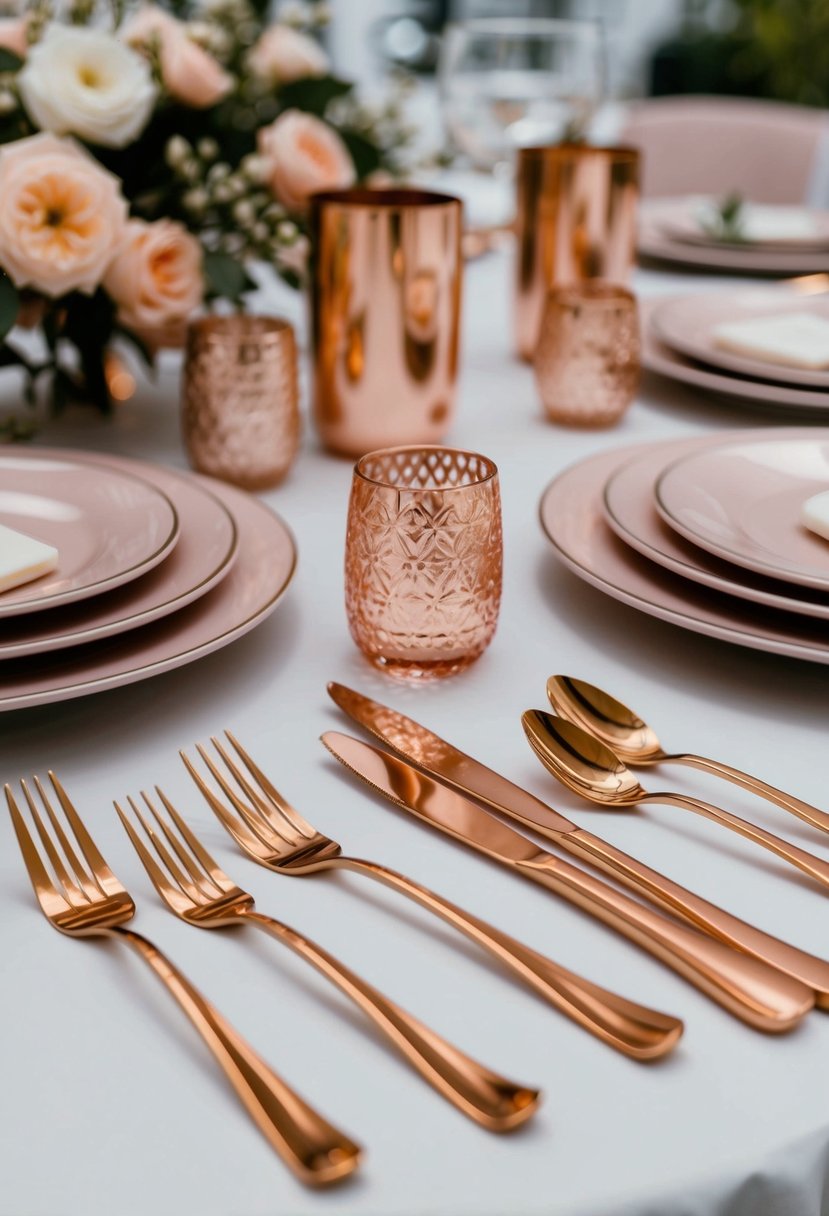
[182,315,300,489]
[345,446,503,680]
[533,283,640,427]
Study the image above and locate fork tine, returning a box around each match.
[115,798,195,907]
[29,777,101,902]
[208,736,305,845]
[154,788,236,896]
[141,790,225,899]
[48,771,119,890]
[189,745,280,852]
[19,779,84,904]
[5,784,73,916]
[130,795,207,902]
[216,729,316,846]
[180,747,271,858]
[224,731,315,841]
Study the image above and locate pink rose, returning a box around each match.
[124,6,232,109]
[258,109,355,213]
[104,218,203,344]
[0,132,127,296]
[248,25,329,84]
[0,15,28,58]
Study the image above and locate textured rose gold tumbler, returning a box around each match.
[345,446,502,680]
[514,144,640,360]
[310,189,463,458]
[182,315,300,489]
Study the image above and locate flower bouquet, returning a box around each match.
[0,0,411,431]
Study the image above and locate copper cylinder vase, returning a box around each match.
[182,315,300,490]
[514,144,640,360]
[309,189,463,458]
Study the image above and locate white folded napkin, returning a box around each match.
[802,490,829,543]
[696,200,818,242]
[0,523,58,593]
[712,312,829,370]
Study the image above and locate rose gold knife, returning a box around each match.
[326,682,829,1007]
[321,730,812,1032]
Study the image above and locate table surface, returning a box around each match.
[2,253,829,1216]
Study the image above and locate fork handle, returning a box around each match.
[671,753,829,837]
[237,910,539,1132]
[652,792,829,894]
[515,855,813,1032]
[335,856,682,1060]
[109,927,361,1186]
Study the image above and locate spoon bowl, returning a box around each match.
[546,676,667,764]
[522,710,647,806]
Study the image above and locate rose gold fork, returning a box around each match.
[5,773,362,1188]
[180,731,685,1061]
[115,787,540,1133]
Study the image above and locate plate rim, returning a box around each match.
[654,438,829,591]
[0,450,181,616]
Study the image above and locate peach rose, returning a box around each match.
[258,109,355,213]
[0,15,28,58]
[104,218,203,342]
[248,25,329,84]
[0,132,127,296]
[124,6,233,109]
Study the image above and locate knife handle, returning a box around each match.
[563,828,829,1007]
[516,853,814,1032]
[338,857,684,1061]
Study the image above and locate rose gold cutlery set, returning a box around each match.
[8,674,829,1186]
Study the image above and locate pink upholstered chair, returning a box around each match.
[620,95,829,204]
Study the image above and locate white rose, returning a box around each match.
[248,25,329,84]
[19,25,157,149]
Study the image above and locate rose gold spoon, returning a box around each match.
[547,676,829,837]
[524,710,829,896]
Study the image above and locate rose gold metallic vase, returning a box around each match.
[182,315,300,490]
[310,189,463,458]
[514,144,640,360]
[345,446,502,680]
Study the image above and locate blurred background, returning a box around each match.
[324,1,829,111]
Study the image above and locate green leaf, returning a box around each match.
[0,48,23,73]
[0,272,18,342]
[340,129,382,181]
[278,75,353,117]
[203,252,256,302]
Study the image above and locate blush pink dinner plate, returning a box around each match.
[0,451,179,616]
[653,197,829,251]
[603,432,829,620]
[539,438,829,666]
[655,437,829,591]
[0,478,296,712]
[639,200,829,274]
[651,290,829,389]
[0,453,238,659]
[642,316,829,413]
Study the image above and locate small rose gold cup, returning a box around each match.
[309,188,463,458]
[534,282,640,427]
[515,143,640,360]
[345,445,502,680]
[182,315,300,490]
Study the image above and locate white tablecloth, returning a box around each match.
[2,253,829,1216]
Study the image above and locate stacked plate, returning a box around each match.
[639,196,829,274]
[539,428,829,664]
[643,287,829,415]
[0,448,296,712]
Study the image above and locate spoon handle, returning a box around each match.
[671,753,829,837]
[652,791,829,894]
[515,855,812,1032]
[336,856,683,1060]
[565,828,829,1004]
